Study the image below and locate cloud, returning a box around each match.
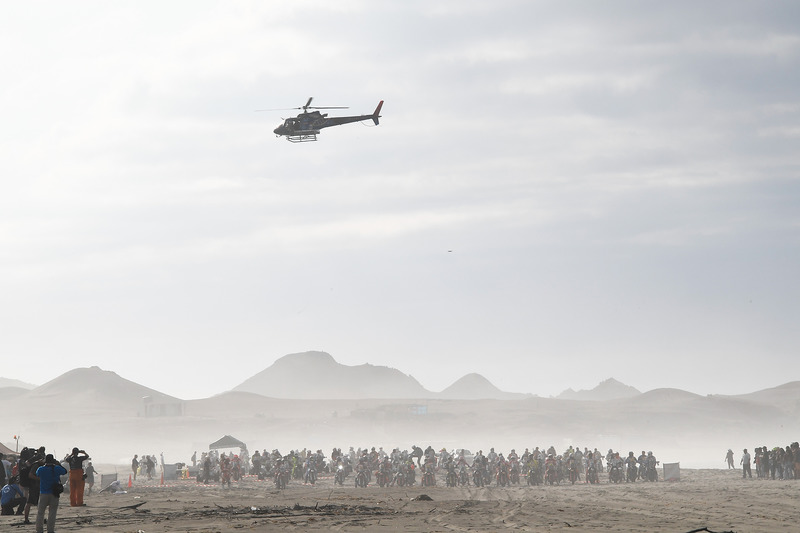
[1,1,799,398]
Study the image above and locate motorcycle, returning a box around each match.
[421,463,436,487]
[609,463,623,484]
[586,463,599,484]
[354,465,369,488]
[334,465,346,486]
[446,465,458,487]
[376,465,391,488]
[274,465,289,490]
[393,466,407,487]
[626,462,637,483]
[527,462,543,486]
[509,460,520,485]
[459,464,470,486]
[496,463,509,487]
[304,464,317,486]
[472,465,484,487]
[545,462,559,485]
[568,463,579,485]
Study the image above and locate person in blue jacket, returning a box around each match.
[1,475,25,515]
[32,454,67,533]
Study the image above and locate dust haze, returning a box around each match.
[3,353,797,470]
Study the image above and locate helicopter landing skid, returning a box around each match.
[286,132,319,143]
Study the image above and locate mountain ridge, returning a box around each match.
[233,351,434,400]
[557,377,641,401]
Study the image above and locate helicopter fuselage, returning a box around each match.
[273,101,383,141]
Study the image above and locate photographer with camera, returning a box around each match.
[32,454,66,533]
[18,446,46,524]
[67,448,90,507]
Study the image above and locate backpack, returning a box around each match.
[50,465,64,497]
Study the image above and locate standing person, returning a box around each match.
[19,447,45,525]
[145,455,155,480]
[202,454,212,484]
[131,455,139,481]
[725,449,735,469]
[67,448,89,507]
[84,462,98,496]
[33,454,67,533]
[741,448,752,479]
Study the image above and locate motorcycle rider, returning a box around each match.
[625,452,638,482]
[585,451,599,483]
[637,451,647,479]
[609,452,624,482]
[410,445,423,467]
[487,448,498,473]
[645,451,659,481]
[544,454,558,483]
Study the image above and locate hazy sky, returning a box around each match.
[2,1,799,400]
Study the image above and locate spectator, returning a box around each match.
[33,454,67,533]
[0,453,7,486]
[66,448,89,507]
[84,461,98,496]
[131,455,139,481]
[1,475,25,515]
[741,448,752,479]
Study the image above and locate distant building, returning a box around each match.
[140,395,184,417]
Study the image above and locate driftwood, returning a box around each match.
[685,528,736,533]
[116,501,148,511]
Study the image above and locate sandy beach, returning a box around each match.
[5,468,797,533]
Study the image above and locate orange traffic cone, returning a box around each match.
[127,474,132,488]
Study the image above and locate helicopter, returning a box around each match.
[267,97,383,142]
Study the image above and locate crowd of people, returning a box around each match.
[1,445,92,533]
[130,453,161,481]
[178,444,666,489]
[182,441,800,490]
[5,438,798,531]
[734,442,800,480]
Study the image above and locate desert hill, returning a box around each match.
[233,351,432,399]
[26,366,182,412]
[722,381,800,414]
[440,373,528,400]
[557,378,641,401]
[3,362,799,468]
[0,376,37,389]
[0,386,29,402]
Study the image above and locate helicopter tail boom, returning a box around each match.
[372,100,384,125]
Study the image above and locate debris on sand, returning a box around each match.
[411,494,433,501]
